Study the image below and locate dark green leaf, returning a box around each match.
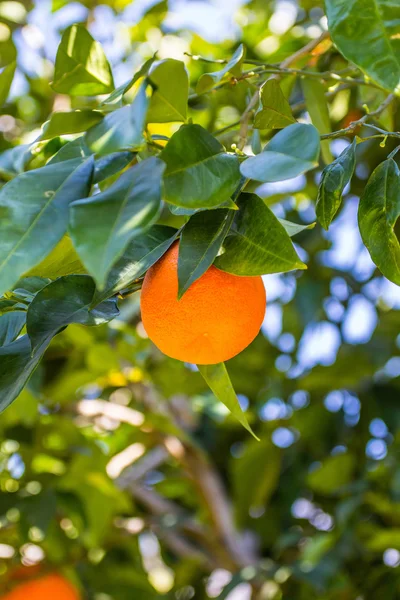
[240,123,320,182]
[178,209,234,298]
[160,124,241,209]
[0,61,16,106]
[0,144,32,179]
[196,44,244,94]
[147,59,188,122]
[52,24,114,95]
[85,83,148,156]
[232,439,281,526]
[0,335,49,413]
[41,110,104,140]
[316,139,356,230]
[325,0,400,92]
[0,312,26,346]
[307,453,355,494]
[69,157,165,288]
[27,275,119,353]
[93,225,178,304]
[215,193,306,275]
[254,78,296,130]
[0,157,94,296]
[301,78,333,164]
[358,158,400,285]
[197,362,258,439]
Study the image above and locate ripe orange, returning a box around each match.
[1,573,80,600]
[140,242,266,364]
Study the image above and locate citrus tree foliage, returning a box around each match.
[0,0,399,598]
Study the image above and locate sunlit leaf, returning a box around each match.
[254,78,296,130]
[160,124,241,209]
[240,123,320,182]
[198,362,259,439]
[301,78,333,164]
[215,193,306,275]
[196,44,244,94]
[358,158,400,285]
[52,24,114,95]
[0,60,15,106]
[41,110,104,140]
[147,59,189,122]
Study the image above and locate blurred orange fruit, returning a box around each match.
[1,573,79,600]
[140,242,266,364]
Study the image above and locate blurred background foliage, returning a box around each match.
[1,0,400,599]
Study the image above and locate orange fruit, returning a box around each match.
[1,573,80,600]
[140,242,266,364]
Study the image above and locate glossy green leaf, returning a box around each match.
[254,78,296,130]
[196,44,244,94]
[93,225,178,304]
[197,363,258,439]
[0,335,49,412]
[85,83,148,156]
[25,236,86,278]
[279,218,316,237]
[0,157,94,296]
[0,144,31,179]
[215,193,306,275]
[41,110,104,140]
[160,124,241,209]
[27,275,119,353]
[100,55,156,111]
[0,61,16,106]
[358,158,400,285]
[316,139,356,230]
[301,78,333,164]
[178,209,234,298]
[147,59,188,123]
[240,123,320,182]
[325,0,400,92]
[52,24,114,95]
[70,157,165,288]
[0,312,26,346]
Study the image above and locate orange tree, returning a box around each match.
[0,0,400,598]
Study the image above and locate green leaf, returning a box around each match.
[254,78,296,130]
[147,59,188,123]
[215,193,306,275]
[93,225,178,304]
[0,61,16,106]
[316,139,356,230]
[0,312,26,346]
[85,83,148,156]
[0,335,49,413]
[52,24,114,95]
[358,158,400,285]
[41,110,104,140]
[301,78,333,164]
[0,156,94,296]
[240,123,320,182]
[196,44,244,94]
[279,218,316,237]
[197,362,258,439]
[25,236,86,278]
[307,453,355,494]
[27,275,119,353]
[178,209,234,298]
[325,0,400,93]
[100,55,156,111]
[160,124,241,209]
[69,157,165,288]
[0,144,32,179]
[232,439,281,526]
